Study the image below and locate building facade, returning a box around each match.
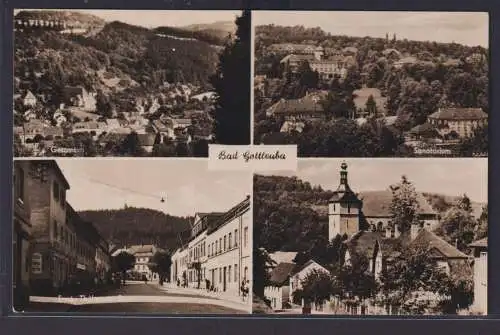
[13,161,33,309]
[469,238,487,315]
[128,244,160,281]
[15,160,110,295]
[171,197,252,301]
[427,108,488,138]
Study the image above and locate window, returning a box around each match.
[223,236,227,251]
[234,229,238,246]
[348,204,351,213]
[244,227,248,247]
[229,233,232,249]
[244,266,248,280]
[53,182,60,202]
[234,264,238,281]
[215,241,218,255]
[219,238,222,253]
[228,266,231,283]
[219,268,222,283]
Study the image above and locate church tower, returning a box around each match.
[328,162,362,241]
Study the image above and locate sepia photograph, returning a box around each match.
[13,159,252,313]
[13,9,251,158]
[253,159,487,315]
[253,11,489,157]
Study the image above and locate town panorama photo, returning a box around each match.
[253,11,489,157]
[14,9,251,157]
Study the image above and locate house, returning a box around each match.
[170,118,193,130]
[309,59,347,80]
[289,260,330,308]
[280,120,305,133]
[394,56,418,69]
[63,86,97,111]
[13,161,32,309]
[426,108,488,138]
[72,121,107,137]
[191,91,216,102]
[22,90,38,107]
[266,96,325,121]
[128,244,160,281]
[264,262,296,310]
[469,238,487,315]
[280,54,318,75]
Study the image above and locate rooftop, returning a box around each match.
[268,262,296,286]
[428,108,488,121]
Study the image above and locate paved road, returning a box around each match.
[25,282,246,314]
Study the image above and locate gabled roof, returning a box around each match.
[469,238,488,249]
[291,259,329,276]
[269,97,325,115]
[268,262,296,286]
[345,231,384,260]
[359,190,437,217]
[128,244,156,255]
[428,108,488,121]
[23,90,37,101]
[409,229,469,259]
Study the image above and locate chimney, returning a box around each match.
[411,224,421,241]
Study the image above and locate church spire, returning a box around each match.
[340,161,348,185]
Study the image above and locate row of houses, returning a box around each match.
[264,162,487,315]
[13,160,112,308]
[170,197,252,302]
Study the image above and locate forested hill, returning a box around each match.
[254,174,486,253]
[14,13,223,95]
[78,207,193,251]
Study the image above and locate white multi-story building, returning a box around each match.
[171,196,252,300]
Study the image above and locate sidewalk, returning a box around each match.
[154,283,251,309]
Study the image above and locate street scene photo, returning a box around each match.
[13,159,252,313]
[253,159,487,315]
[253,11,489,157]
[14,9,251,157]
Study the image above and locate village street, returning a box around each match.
[24,282,249,314]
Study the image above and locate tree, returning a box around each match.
[389,175,421,234]
[253,248,276,297]
[459,124,488,156]
[365,94,377,118]
[113,251,135,284]
[120,131,144,156]
[293,269,334,309]
[148,251,172,283]
[210,10,250,145]
[376,247,450,314]
[436,206,476,253]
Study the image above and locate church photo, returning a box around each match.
[253,158,487,315]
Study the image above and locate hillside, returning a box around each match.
[254,174,487,253]
[78,207,193,251]
[15,10,106,28]
[14,13,221,98]
[157,20,235,46]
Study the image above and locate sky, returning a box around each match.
[56,159,251,217]
[254,11,489,47]
[259,158,488,203]
[14,9,241,28]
